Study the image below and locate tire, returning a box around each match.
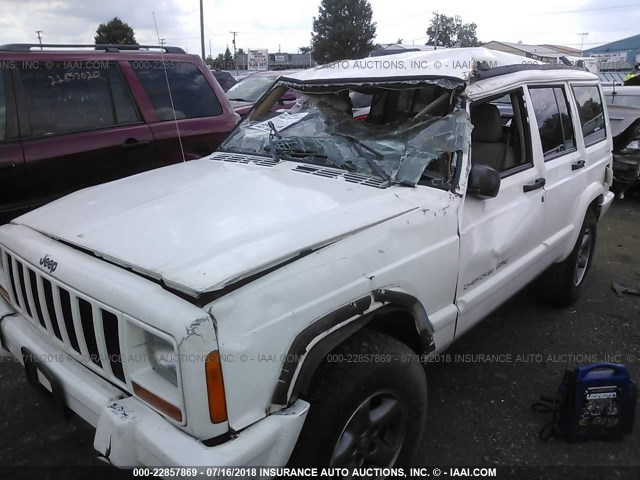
[288,329,427,472]
[537,209,597,307]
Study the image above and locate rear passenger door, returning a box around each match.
[0,69,27,223]
[527,85,587,260]
[16,62,156,209]
[130,61,228,162]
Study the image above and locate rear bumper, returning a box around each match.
[600,191,615,218]
[0,300,309,472]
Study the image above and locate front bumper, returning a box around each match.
[612,153,640,186]
[0,301,309,473]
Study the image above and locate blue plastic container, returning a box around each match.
[558,363,636,442]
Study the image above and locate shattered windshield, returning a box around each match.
[220,83,472,187]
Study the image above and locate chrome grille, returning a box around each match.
[2,249,127,385]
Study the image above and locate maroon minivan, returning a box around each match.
[0,43,239,224]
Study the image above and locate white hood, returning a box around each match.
[14,157,418,297]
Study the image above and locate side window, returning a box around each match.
[132,62,222,120]
[18,63,139,137]
[110,67,139,125]
[0,72,5,141]
[528,86,576,161]
[572,85,606,146]
[470,88,532,175]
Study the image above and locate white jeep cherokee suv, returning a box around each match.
[0,48,614,472]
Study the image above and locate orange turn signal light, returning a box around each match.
[205,351,228,424]
[132,382,183,422]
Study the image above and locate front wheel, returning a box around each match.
[537,210,597,307]
[288,329,427,473]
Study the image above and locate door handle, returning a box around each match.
[523,177,546,193]
[121,139,151,150]
[0,164,16,172]
[571,160,586,171]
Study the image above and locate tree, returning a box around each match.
[237,48,245,56]
[299,46,312,54]
[94,17,138,45]
[312,0,377,64]
[204,55,216,68]
[224,46,233,63]
[457,22,481,48]
[396,38,403,44]
[426,14,480,48]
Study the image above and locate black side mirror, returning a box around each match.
[468,163,500,199]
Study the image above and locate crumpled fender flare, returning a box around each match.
[271,289,434,406]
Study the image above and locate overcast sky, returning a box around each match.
[0,0,638,57]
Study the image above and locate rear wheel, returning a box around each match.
[538,210,597,307]
[288,329,427,473]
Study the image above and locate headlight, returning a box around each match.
[124,318,183,423]
[146,331,178,386]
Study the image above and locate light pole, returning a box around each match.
[199,0,206,60]
[230,31,238,74]
[578,32,589,57]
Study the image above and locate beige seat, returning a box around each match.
[470,103,515,171]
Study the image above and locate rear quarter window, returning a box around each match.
[572,85,606,146]
[132,61,223,120]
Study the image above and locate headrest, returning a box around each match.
[470,103,503,143]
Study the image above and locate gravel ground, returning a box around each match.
[0,194,638,479]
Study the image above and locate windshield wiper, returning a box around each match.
[268,121,281,163]
[330,133,390,181]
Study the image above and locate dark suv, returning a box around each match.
[0,43,239,223]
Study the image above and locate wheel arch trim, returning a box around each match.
[271,289,434,406]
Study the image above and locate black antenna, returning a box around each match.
[153,12,186,163]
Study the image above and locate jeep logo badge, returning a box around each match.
[39,255,58,274]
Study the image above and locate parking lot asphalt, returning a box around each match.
[0,193,638,480]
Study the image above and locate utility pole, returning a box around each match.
[159,38,166,46]
[578,32,589,57]
[35,30,43,49]
[433,13,440,50]
[209,38,212,59]
[199,0,205,60]
[230,31,238,73]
